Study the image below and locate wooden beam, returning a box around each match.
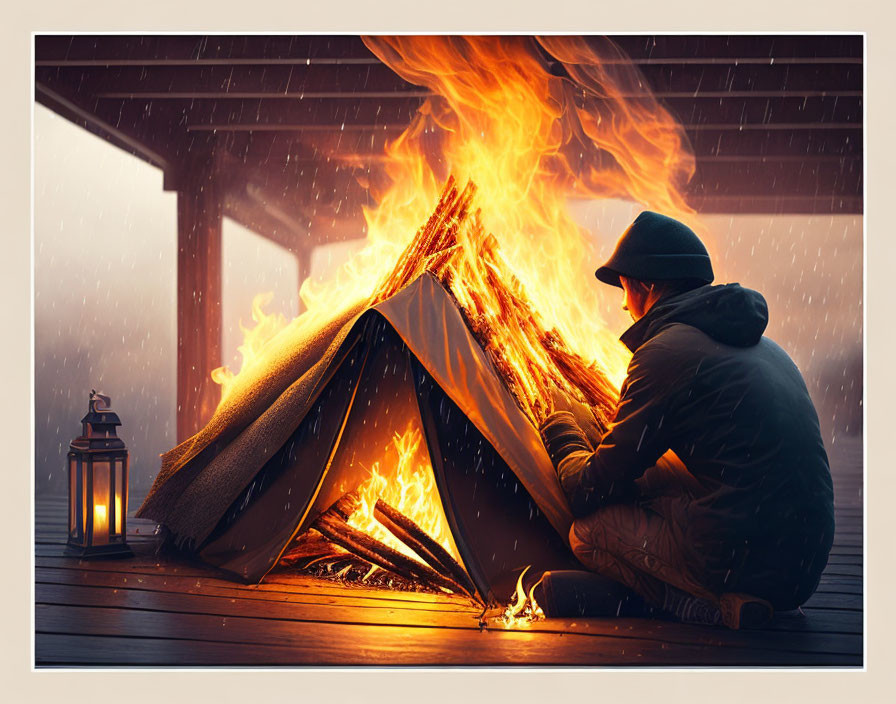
[176,158,223,442]
[35,83,169,171]
[184,122,862,133]
[607,34,863,60]
[36,56,865,68]
[687,159,862,198]
[34,35,376,64]
[85,94,860,130]
[186,123,408,132]
[34,34,863,65]
[35,58,383,67]
[37,61,863,97]
[35,64,421,97]
[98,91,434,99]
[686,122,862,131]
[689,195,863,214]
[96,90,862,100]
[637,62,862,93]
[215,125,863,167]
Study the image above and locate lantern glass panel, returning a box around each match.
[81,459,87,541]
[114,460,123,535]
[69,457,76,536]
[92,461,110,546]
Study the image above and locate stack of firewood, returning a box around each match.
[370,176,617,429]
[277,492,478,599]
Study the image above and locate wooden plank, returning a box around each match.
[36,567,862,631]
[33,583,862,658]
[820,565,863,577]
[816,578,863,595]
[34,560,478,607]
[36,64,419,98]
[828,546,864,556]
[34,604,860,666]
[35,582,481,630]
[524,611,862,646]
[609,35,863,60]
[637,63,862,93]
[34,566,479,612]
[34,565,862,648]
[34,34,864,65]
[56,58,863,99]
[34,35,377,64]
[34,631,859,667]
[88,94,860,130]
[825,554,863,565]
[34,560,864,611]
[802,592,862,610]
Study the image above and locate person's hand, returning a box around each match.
[547,386,604,447]
[548,386,579,415]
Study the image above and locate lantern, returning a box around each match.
[66,390,133,558]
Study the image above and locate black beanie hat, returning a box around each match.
[595,211,714,288]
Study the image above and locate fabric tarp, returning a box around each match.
[137,272,574,555]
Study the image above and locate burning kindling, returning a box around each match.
[276,422,476,598]
[372,177,618,427]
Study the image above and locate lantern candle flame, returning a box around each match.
[94,504,108,539]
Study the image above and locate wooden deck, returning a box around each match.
[34,436,863,667]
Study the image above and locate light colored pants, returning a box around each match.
[568,451,829,611]
[569,451,716,607]
[569,500,715,607]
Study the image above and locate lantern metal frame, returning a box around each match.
[66,391,133,558]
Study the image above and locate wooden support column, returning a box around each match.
[175,162,223,443]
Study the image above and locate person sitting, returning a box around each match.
[538,211,835,629]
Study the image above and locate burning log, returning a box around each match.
[312,509,471,596]
[331,491,361,521]
[374,499,477,597]
[277,530,341,568]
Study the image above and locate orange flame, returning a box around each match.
[346,421,463,566]
[211,292,289,406]
[501,565,546,627]
[215,35,702,410]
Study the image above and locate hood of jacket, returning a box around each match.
[619,283,769,352]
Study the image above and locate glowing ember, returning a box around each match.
[346,422,463,566]
[501,565,546,628]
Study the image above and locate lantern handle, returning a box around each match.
[89,389,112,412]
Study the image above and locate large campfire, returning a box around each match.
[269,177,619,604]
[195,36,702,619]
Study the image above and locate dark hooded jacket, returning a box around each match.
[541,283,835,606]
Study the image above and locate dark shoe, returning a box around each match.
[661,585,723,626]
[533,570,649,618]
[719,593,774,630]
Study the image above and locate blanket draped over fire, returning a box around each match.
[137,178,621,600]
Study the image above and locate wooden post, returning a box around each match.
[176,160,223,443]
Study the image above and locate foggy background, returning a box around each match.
[34,104,863,501]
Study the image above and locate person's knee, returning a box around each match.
[569,515,610,570]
